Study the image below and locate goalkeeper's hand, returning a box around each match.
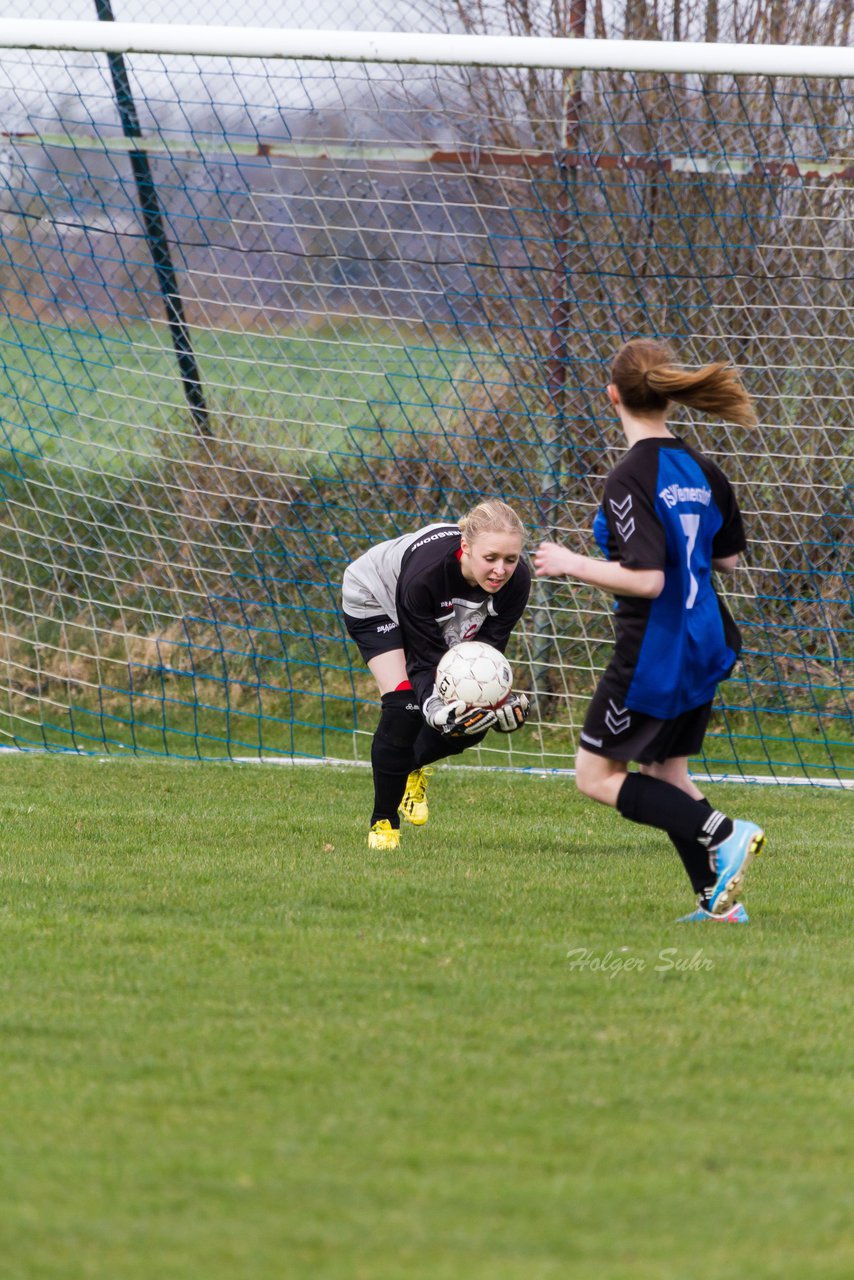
[423,691,465,733]
[492,692,530,733]
[423,692,498,737]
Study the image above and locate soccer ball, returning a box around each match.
[436,641,513,709]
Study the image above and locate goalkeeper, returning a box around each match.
[342,499,531,850]
[534,338,765,923]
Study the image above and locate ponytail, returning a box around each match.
[612,338,757,428]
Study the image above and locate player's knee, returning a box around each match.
[374,689,422,753]
[573,748,597,797]
[441,730,487,758]
[574,748,623,806]
[411,724,487,769]
[574,767,600,802]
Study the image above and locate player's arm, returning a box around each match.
[394,580,489,734]
[400,585,520,737]
[535,466,666,598]
[471,565,532,733]
[533,542,664,599]
[707,457,747,568]
[396,586,450,705]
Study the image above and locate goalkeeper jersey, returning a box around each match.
[592,436,746,719]
[342,522,530,704]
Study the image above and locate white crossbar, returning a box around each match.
[0,22,852,79]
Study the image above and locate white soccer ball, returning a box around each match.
[436,641,513,709]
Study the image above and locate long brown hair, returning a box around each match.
[611,338,758,428]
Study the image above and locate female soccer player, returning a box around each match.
[342,500,531,849]
[533,338,765,922]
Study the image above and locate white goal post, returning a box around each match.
[0,21,852,76]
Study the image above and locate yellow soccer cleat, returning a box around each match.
[368,819,401,851]
[399,767,433,826]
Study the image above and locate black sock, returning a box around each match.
[370,689,422,826]
[669,799,716,896]
[617,773,733,848]
[695,807,734,849]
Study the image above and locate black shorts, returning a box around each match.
[579,685,713,765]
[343,611,404,663]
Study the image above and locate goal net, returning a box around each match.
[0,23,850,784]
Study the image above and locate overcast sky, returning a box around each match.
[0,2,437,26]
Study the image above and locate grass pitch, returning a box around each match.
[0,755,850,1279]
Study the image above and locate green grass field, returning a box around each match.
[0,754,850,1279]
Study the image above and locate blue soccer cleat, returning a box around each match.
[706,820,765,915]
[677,901,750,923]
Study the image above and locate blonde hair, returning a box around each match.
[612,338,758,428]
[458,499,526,545]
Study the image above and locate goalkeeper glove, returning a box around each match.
[423,691,498,737]
[492,692,530,733]
[423,690,464,733]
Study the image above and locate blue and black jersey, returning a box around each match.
[592,436,746,718]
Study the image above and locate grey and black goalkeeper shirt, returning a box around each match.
[342,523,531,704]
